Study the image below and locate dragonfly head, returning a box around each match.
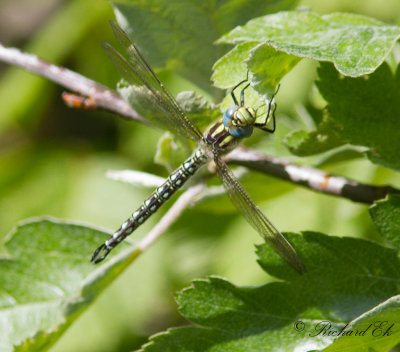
[223,105,256,138]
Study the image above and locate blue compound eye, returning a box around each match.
[229,125,253,138]
[223,106,238,128]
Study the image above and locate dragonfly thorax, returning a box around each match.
[223,105,256,138]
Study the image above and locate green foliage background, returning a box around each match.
[1,0,400,351]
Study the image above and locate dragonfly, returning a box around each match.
[91,21,305,274]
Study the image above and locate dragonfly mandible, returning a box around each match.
[91,21,306,274]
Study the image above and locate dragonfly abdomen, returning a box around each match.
[91,149,208,263]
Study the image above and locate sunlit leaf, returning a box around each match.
[286,62,400,171]
[113,0,299,93]
[0,218,132,352]
[141,232,400,351]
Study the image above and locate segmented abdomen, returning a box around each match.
[105,149,208,249]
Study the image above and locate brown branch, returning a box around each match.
[0,43,150,126]
[1,44,398,205]
[225,147,400,204]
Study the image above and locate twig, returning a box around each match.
[0,44,150,125]
[226,147,400,204]
[1,44,398,205]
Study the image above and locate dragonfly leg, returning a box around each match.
[230,71,249,106]
[239,83,250,106]
[255,103,276,133]
[255,84,280,133]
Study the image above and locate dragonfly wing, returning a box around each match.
[104,21,203,142]
[214,156,306,274]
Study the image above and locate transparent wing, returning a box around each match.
[103,20,203,142]
[215,156,306,274]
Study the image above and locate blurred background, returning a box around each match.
[1,0,400,351]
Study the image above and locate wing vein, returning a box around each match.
[215,156,305,274]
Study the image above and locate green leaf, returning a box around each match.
[287,62,400,171]
[0,218,132,352]
[212,41,257,89]
[154,132,178,172]
[322,296,400,352]
[175,91,220,131]
[112,0,299,94]
[141,232,400,351]
[213,41,300,97]
[284,111,345,156]
[154,130,194,171]
[370,195,400,249]
[247,44,301,96]
[218,10,400,79]
[143,278,343,352]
